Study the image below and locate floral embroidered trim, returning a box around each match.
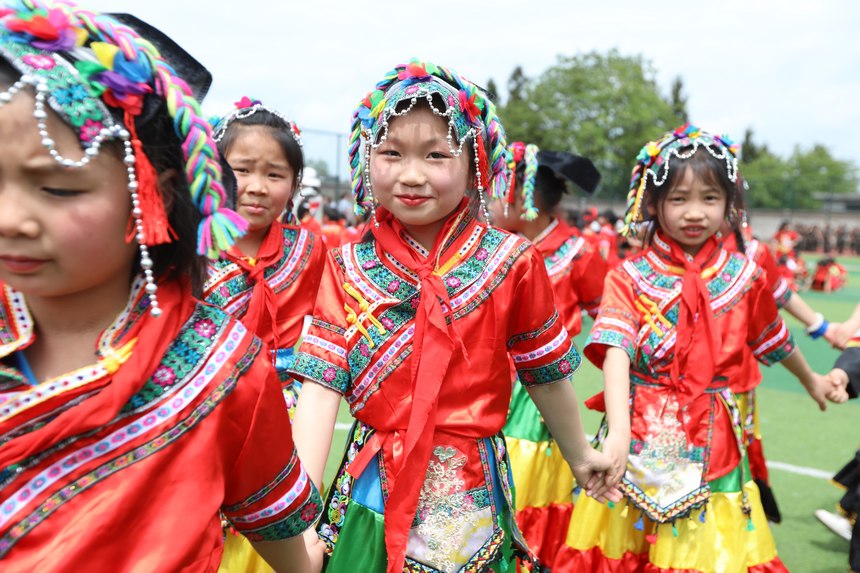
[517,347,581,387]
[291,353,350,394]
[0,335,258,556]
[223,454,298,513]
[508,310,559,348]
[239,488,321,541]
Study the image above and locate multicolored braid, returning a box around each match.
[622,123,740,237]
[26,0,246,258]
[348,58,507,218]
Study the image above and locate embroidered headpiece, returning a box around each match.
[348,58,507,220]
[0,0,245,315]
[622,123,740,236]
[211,96,303,148]
[504,141,540,220]
[503,141,601,220]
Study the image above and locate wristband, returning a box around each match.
[806,313,829,339]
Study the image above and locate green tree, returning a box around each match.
[743,144,857,209]
[498,51,680,199]
[506,65,528,104]
[485,78,501,106]
[669,77,688,124]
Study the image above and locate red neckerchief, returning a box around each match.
[226,223,284,354]
[362,199,472,573]
[654,231,722,406]
[530,218,578,256]
[0,279,196,469]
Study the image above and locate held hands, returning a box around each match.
[825,368,850,404]
[570,438,629,503]
[303,529,325,573]
[826,321,856,350]
[802,371,848,410]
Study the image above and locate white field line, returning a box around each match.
[333,423,834,480]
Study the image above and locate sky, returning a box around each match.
[88,0,860,186]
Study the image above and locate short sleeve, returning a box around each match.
[571,242,607,318]
[289,250,352,393]
[746,269,795,366]
[507,246,581,387]
[583,267,639,368]
[222,354,322,540]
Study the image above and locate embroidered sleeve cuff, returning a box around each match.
[584,328,636,367]
[754,332,795,366]
[772,278,792,309]
[517,346,581,387]
[289,352,350,394]
[223,457,323,541]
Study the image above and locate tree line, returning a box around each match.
[487,50,858,208]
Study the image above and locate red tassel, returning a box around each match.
[124,111,175,246]
[476,135,489,191]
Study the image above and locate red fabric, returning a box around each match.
[585,236,794,481]
[515,503,574,570]
[296,203,574,570]
[322,221,345,250]
[226,223,288,353]
[747,437,770,483]
[531,220,607,337]
[0,282,317,571]
[664,232,721,408]
[0,279,192,468]
[361,200,472,573]
[205,224,325,351]
[553,545,789,573]
[301,214,323,237]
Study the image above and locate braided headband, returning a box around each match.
[348,58,507,219]
[504,141,540,220]
[0,3,244,263]
[212,96,303,148]
[622,123,740,236]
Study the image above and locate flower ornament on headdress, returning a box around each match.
[0,0,245,315]
[211,96,303,148]
[622,122,741,237]
[504,141,540,220]
[348,57,507,222]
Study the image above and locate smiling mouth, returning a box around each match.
[395,195,431,206]
[0,256,48,273]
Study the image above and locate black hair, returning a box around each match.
[643,146,737,245]
[324,205,344,222]
[296,199,311,220]
[513,164,567,212]
[133,104,207,296]
[218,110,304,191]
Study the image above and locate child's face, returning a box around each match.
[656,166,727,256]
[370,106,470,235]
[225,125,296,233]
[0,89,136,300]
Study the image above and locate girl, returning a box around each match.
[0,3,321,571]
[490,141,606,567]
[553,124,847,572]
[206,97,325,417]
[290,59,620,573]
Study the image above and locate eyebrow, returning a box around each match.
[383,134,449,148]
[229,157,291,170]
[21,156,72,174]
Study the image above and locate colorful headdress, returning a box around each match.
[0,0,244,316]
[211,96,303,148]
[622,123,740,236]
[503,142,602,220]
[348,58,507,220]
[504,141,540,220]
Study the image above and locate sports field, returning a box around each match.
[324,253,859,572]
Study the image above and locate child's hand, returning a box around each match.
[801,372,837,411]
[827,321,859,350]
[568,446,624,504]
[303,529,325,573]
[600,431,630,486]
[825,368,850,404]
